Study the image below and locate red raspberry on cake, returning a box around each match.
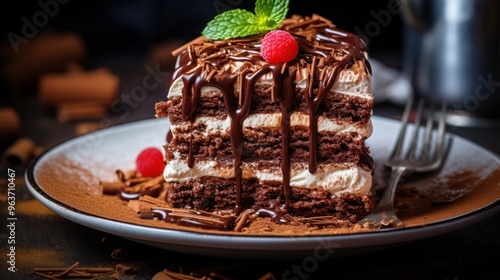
[135,147,165,177]
[261,30,298,63]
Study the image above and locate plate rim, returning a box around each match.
[24,116,500,253]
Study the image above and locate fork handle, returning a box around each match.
[378,166,408,210]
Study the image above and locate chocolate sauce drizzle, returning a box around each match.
[151,207,236,231]
[171,14,370,215]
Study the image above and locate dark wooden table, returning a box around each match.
[2,55,500,280]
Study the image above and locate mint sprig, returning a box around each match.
[202,0,289,40]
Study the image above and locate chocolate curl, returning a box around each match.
[39,68,119,108]
[138,195,168,207]
[2,138,35,167]
[115,169,136,182]
[33,262,114,279]
[100,181,125,195]
[234,212,250,232]
[4,33,86,92]
[125,176,153,187]
[171,36,205,58]
[0,107,21,147]
[127,175,164,189]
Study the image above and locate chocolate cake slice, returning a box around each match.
[155,14,375,226]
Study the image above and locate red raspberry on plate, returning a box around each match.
[261,30,299,63]
[135,147,165,177]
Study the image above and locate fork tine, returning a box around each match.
[406,99,425,161]
[420,102,435,161]
[390,97,414,159]
[434,101,448,166]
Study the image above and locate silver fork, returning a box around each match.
[357,98,448,228]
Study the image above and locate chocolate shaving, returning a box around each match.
[139,195,169,206]
[152,268,241,280]
[102,169,167,201]
[100,181,125,195]
[125,176,163,192]
[234,212,250,232]
[202,52,226,61]
[128,195,168,217]
[123,190,238,230]
[125,176,154,186]
[310,22,332,29]
[150,206,236,230]
[115,169,136,182]
[171,36,205,58]
[285,214,340,227]
[206,69,217,82]
[32,262,114,279]
[285,17,323,30]
[110,248,128,260]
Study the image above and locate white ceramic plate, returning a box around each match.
[25,117,500,258]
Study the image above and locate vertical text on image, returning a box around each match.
[6,168,17,273]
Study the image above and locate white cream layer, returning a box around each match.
[173,113,373,138]
[168,60,373,101]
[164,153,372,195]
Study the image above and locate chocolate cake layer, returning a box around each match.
[155,87,373,126]
[165,127,368,167]
[166,176,373,223]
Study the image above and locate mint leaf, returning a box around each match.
[202,0,289,40]
[202,9,258,40]
[255,0,289,27]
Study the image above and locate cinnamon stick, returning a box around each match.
[39,68,119,108]
[57,103,107,123]
[0,107,21,143]
[2,137,35,167]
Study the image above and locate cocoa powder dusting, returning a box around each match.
[34,153,500,235]
[397,168,500,225]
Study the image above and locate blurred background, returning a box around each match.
[0,0,403,93]
[0,0,402,60]
[0,0,404,151]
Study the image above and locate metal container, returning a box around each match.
[402,0,500,126]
